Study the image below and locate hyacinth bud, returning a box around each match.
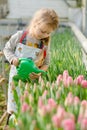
[46,124,51,130]
[32,120,36,126]
[78,100,87,123]
[62,70,69,87]
[21,102,29,112]
[20,95,24,104]
[33,83,37,93]
[56,91,60,100]
[38,97,44,108]
[24,90,29,99]
[29,94,33,104]
[81,80,87,88]
[42,90,48,99]
[73,96,80,106]
[52,82,55,89]
[41,79,45,90]
[81,100,87,110]
[84,108,87,118]
[63,78,67,87]
[64,92,73,106]
[52,114,61,128]
[46,81,50,88]
[64,112,75,122]
[56,74,63,86]
[25,83,29,90]
[38,105,47,117]
[68,92,73,98]
[18,80,22,88]
[18,120,22,127]
[63,70,69,79]
[45,104,52,113]
[61,118,75,130]
[77,75,84,84]
[66,76,73,87]
[48,98,57,109]
[64,97,68,107]
[57,105,65,121]
[78,115,83,124]
[80,118,87,130]
[38,76,42,84]
[74,75,84,85]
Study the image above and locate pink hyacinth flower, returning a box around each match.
[81,100,87,108]
[81,80,87,88]
[57,105,65,121]
[66,76,73,87]
[24,90,29,99]
[65,92,73,106]
[45,104,52,113]
[74,75,84,85]
[61,118,75,130]
[80,100,87,113]
[78,115,83,124]
[78,100,87,123]
[64,112,75,122]
[39,105,48,117]
[52,114,61,128]
[48,98,57,108]
[73,96,80,106]
[42,90,48,98]
[56,91,60,99]
[84,109,87,118]
[38,98,44,108]
[56,74,63,86]
[63,70,69,79]
[21,102,29,112]
[81,118,87,130]
[20,95,24,104]
[63,78,68,87]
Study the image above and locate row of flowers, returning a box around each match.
[9,70,87,130]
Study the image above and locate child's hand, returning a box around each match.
[29,72,41,80]
[12,58,19,66]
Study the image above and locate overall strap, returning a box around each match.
[20,31,28,44]
[20,31,46,58]
[44,49,46,58]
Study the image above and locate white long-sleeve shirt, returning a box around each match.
[3,30,50,65]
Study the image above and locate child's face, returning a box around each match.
[33,23,53,39]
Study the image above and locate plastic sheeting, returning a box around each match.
[68,7,82,29]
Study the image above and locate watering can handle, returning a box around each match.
[16,58,26,69]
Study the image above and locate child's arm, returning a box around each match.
[3,31,23,64]
[35,42,50,68]
[39,64,49,71]
[40,43,50,71]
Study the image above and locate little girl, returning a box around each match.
[3,8,58,126]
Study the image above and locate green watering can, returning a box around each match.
[13,58,46,82]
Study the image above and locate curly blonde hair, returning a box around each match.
[27,8,59,45]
